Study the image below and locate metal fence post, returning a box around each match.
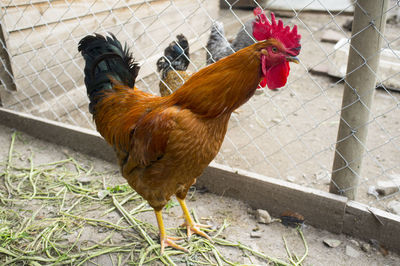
[329,0,389,199]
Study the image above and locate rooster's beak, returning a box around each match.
[286,56,299,64]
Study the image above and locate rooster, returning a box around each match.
[206,7,264,64]
[157,34,190,96]
[78,12,300,254]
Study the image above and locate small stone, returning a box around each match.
[77,176,91,184]
[315,170,330,180]
[346,245,360,258]
[315,170,331,185]
[321,30,344,43]
[250,231,262,238]
[387,200,400,215]
[361,243,371,253]
[376,181,400,196]
[323,239,341,248]
[350,239,360,247]
[367,186,379,197]
[271,118,282,124]
[252,225,260,232]
[287,176,296,182]
[256,209,272,224]
[97,189,110,200]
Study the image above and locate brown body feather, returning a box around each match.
[93,41,266,210]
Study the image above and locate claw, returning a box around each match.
[166,235,184,241]
[177,198,213,242]
[160,236,188,254]
[180,222,211,229]
[155,209,188,254]
[184,223,212,241]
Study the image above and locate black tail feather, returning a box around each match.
[78,33,140,114]
[156,34,190,79]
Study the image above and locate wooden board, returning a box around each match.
[5,0,216,54]
[1,0,58,7]
[1,0,158,32]
[219,0,259,9]
[11,38,80,79]
[30,85,89,121]
[6,56,84,108]
[9,17,204,78]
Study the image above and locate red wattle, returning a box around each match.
[258,54,268,89]
[265,61,290,90]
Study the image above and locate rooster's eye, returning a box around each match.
[271,47,278,53]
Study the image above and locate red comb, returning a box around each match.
[253,11,301,56]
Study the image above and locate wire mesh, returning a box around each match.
[0,0,399,214]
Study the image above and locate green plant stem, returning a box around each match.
[296,228,308,266]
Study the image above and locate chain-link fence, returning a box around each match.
[0,0,399,214]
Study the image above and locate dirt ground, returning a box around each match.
[1,125,400,265]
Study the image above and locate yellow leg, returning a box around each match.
[155,210,188,254]
[177,198,212,241]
